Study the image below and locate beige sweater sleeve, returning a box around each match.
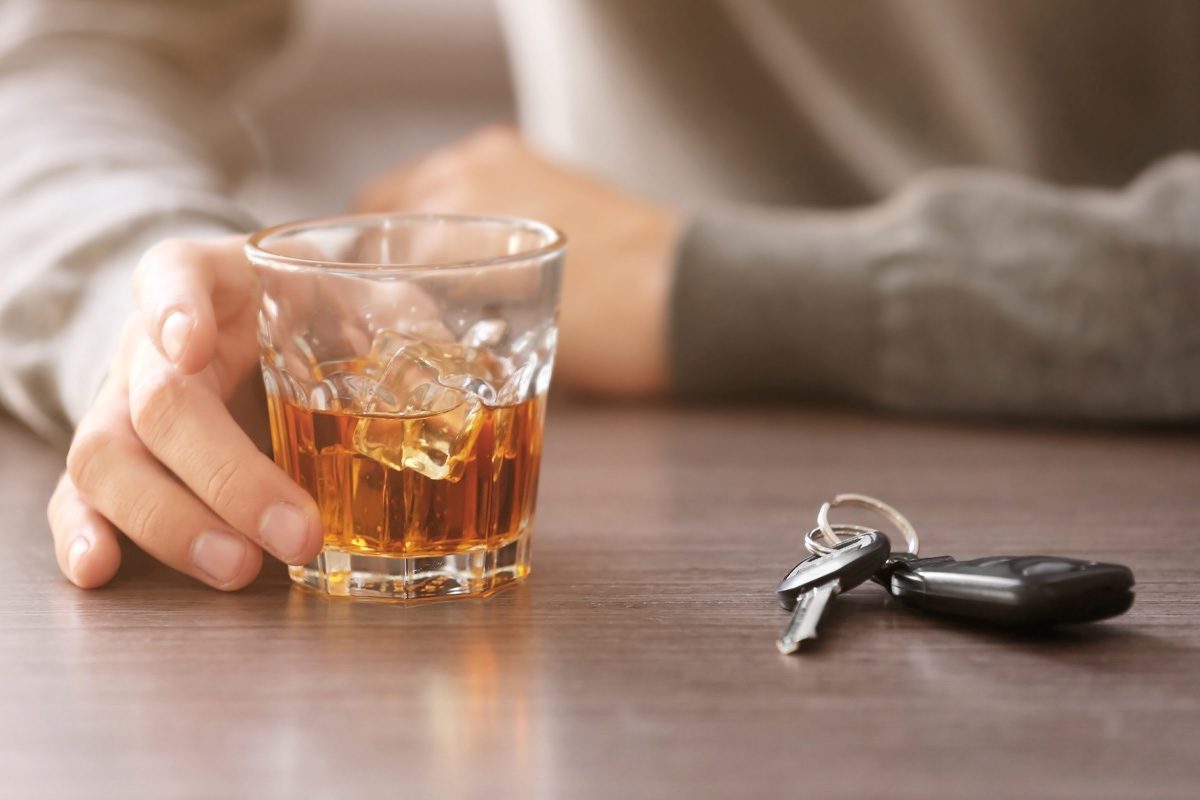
[672,156,1200,422]
[0,0,291,443]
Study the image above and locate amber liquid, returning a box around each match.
[270,395,545,558]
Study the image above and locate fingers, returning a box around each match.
[132,236,251,376]
[47,472,122,589]
[58,237,320,592]
[47,318,134,589]
[66,388,264,590]
[126,337,323,568]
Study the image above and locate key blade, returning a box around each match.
[776,580,839,654]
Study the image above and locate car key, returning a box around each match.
[774,530,890,654]
[808,493,1136,629]
[872,553,1135,628]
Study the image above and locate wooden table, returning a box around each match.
[2,404,1198,799]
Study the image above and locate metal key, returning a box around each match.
[774,530,890,654]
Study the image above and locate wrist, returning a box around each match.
[555,201,681,398]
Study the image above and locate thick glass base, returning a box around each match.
[288,531,531,601]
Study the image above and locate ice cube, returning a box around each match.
[310,371,390,413]
[445,345,508,405]
[352,390,484,481]
[367,339,467,409]
[508,322,556,358]
[352,341,487,480]
[496,353,540,406]
[438,371,498,405]
[366,329,411,379]
[366,326,455,378]
[462,318,509,348]
[409,318,456,343]
[368,326,509,405]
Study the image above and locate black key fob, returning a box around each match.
[885,555,1135,628]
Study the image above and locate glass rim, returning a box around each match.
[245,212,567,275]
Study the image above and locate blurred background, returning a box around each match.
[237,0,514,225]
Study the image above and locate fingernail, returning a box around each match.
[191,530,248,586]
[67,536,91,581]
[161,311,194,365]
[259,502,314,563]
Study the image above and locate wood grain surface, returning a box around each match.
[1,404,1197,800]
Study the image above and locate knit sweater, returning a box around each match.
[1,0,1197,442]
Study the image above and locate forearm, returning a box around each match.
[672,156,1200,421]
[0,0,288,442]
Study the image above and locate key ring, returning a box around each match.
[806,493,920,556]
[803,523,881,554]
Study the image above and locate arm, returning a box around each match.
[673,157,1200,421]
[0,0,288,442]
[18,0,325,594]
[359,130,1200,422]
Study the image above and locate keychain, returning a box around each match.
[807,494,1135,628]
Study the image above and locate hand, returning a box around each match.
[47,237,324,589]
[356,124,681,397]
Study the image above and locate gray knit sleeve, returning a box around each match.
[671,156,1200,421]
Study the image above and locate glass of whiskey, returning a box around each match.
[246,214,565,601]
